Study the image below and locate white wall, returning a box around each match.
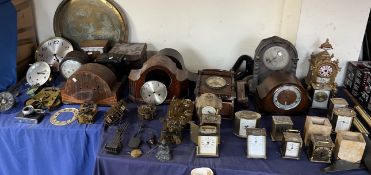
[33,0,371,85]
[295,0,371,85]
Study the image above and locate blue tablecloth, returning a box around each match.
[0,83,105,175]
[94,93,369,175]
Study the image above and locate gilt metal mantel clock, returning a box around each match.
[305,39,340,92]
[250,36,298,93]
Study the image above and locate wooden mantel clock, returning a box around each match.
[61,63,122,106]
[256,72,310,115]
[128,48,191,103]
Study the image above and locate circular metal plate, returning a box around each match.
[140,81,167,105]
[53,0,128,47]
[50,108,79,126]
[0,92,15,112]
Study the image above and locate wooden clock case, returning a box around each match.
[61,63,122,106]
[128,48,192,103]
[256,72,310,115]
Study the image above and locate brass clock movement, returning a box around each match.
[250,36,298,93]
[306,39,340,91]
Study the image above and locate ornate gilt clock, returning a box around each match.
[250,36,298,93]
[306,39,340,91]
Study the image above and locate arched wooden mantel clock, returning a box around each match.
[128,48,194,103]
[250,36,299,93]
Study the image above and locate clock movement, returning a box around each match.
[35,37,73,71]
[250,36,298,93]
[61,63,123,106]
[0,91,15,112]
[256,72,310,115]
[195,69,236,118]
[128,48,191,103]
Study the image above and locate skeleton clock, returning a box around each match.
[306,39,340,92]
[128,48,190,103]
[250,36,298,93]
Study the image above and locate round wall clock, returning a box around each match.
[140,81,168,105]
[250,36,298,93]
[26,61,52,86]
[0,91,15,112]
[35,37,73,71]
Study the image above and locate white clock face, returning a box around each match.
[247,135,266,158]
[273,85,302,110]
[335,116,352,131]
[201,106,217,115]
[35,37,73,70]
[239,119,257,137]
[199,136,218,155]
[318,65,333,77]
[60,60,82,79]
[285,142,300,157]
[26,61,51,86]
[140,81,168,105]
[263,46,290,70]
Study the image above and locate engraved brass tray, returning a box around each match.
[54,0,128,48]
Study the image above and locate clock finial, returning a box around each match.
[320,38,333,50]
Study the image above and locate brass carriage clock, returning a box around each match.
[306,39,340,93]
[308,134,334,163]
[281,130,303,160]
[246,128,267,159]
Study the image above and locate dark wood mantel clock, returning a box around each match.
[128,48,191,103]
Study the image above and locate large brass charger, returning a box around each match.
[53,0,128,48]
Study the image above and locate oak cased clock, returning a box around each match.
[250,36,298,93]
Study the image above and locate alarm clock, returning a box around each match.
[281,130,303,160]
[35,37,73,71]
[331,107,356,132]
[250,36,298,93]
[59,51,90,79]
[196,125,219,157]
[246,128,267,159]
[308,134,334,163]
[26,61,52,86]
[0,91,15,112]
[234,110,261,138]
[256,72,310,115]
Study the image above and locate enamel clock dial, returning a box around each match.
[285,142,300,157]
[0,92,15,112]
[199,136,218,154]
[201,106,217,115]
[262,46,290,71]
[35,37,73,70]
[273,85,302,110]
[318,65,333,77]
[247,135,266,158]
[205,76,227,89]
[140,81,168,105]
[26,61,52,86]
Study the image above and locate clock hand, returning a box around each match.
[54,54,59,62]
